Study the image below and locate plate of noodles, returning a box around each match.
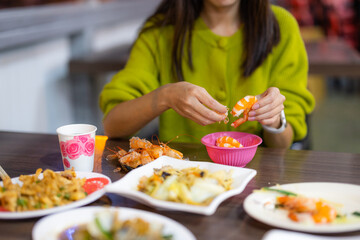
[106,156,256,215]
[0,169,111,219]
[32,206,196,240]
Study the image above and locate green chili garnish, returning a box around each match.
[352,211,360,217]
[34,203,41,209]
[17,198,27,207]
[63,193,70,200]
[95,217,113,240]
[261,187,298,196]
[162,234,173,240]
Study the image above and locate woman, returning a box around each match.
[99,0,315,148]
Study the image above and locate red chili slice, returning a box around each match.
[83,177,109,195]
[0,206,9,212]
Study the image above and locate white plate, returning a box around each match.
[244,182,360,233]
[106,156,256,215]
[262,229,360,240]
[32,206,196,240]
[0,171,111,219]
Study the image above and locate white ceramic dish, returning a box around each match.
[0,171,111,219]
[244,182,360,233]
[262,229,360,240]
[106,156,257,215]
[32,206,196,240]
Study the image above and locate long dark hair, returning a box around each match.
[140,0,280,81]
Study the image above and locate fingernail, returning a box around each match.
[248,117,255,121]
[252,103,259,110]
[248,111,255,117]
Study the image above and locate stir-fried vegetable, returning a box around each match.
[58,210,172,240]
[138,165,233,205]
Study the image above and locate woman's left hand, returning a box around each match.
[248,87,285,128]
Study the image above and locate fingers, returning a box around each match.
[248,87,285,126]
[169,83,227,125]
[197,87,228,114]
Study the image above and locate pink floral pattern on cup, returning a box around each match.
[60,141,67,158]
[63,158,70,168]
[83,138,95,156]
[75,135,90,144]
[60,134,95,160]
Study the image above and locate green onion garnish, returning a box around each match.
[95,217,113,240]
[352,211,360,217]
[261,187,298,196]
[17,198,27,207]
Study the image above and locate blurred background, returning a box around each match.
[0,0,359,153]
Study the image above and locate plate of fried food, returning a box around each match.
[107,136,185,172]
[32,206,196,240]
[0,168,111,219]
[106,156,256,215]
[244,182,360,233]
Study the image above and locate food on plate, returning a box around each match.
[137,165,233,205]
[107,137,184,172]
[0,169,90,212]
[216,136,243,148]
[58,210,172,240]
[276,195,337,223]
[231,95,258,128]
[259,187,360,224]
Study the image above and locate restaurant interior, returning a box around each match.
[0,0,360,239]
[1,0,359,153]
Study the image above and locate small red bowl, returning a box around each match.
[201,132,262,167]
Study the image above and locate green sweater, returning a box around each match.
[99,6,315,143]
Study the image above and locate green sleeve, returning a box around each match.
[270,6,315,141]
[99,29,160,118]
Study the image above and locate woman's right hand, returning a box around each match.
[160,82,228,126]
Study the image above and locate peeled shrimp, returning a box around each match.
[231,96,258,128]
[216,136,243,148]
[276,195,337,223]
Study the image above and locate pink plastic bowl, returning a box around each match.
[201,131,262,167]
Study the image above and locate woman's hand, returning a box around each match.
[248,87,285,128]
[247,87,293,148]
[160,82,228,126]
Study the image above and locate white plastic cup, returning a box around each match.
[56,124,97,172]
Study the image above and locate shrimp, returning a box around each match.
[107,136,184,172]
[216,108,229,124]
[162,146,183,159]
[231,96,257,128]
[106,146,128,161]
[277,196,317,213]
[129,137,152,149]
[216,136,243,148]
[148,144,183,159]
[148,145,164,159]
[119,151,142,169]
[276,195,337,223]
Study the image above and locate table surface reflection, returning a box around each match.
[0,131,359,240]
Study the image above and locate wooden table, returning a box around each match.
[0,131,360,240]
